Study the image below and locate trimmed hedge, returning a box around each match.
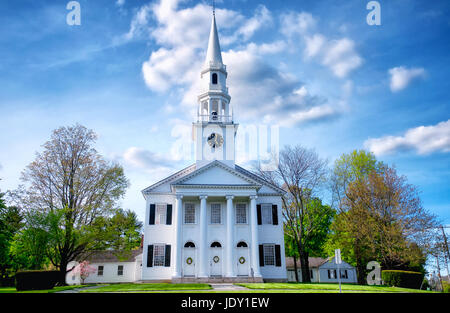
[15,270,59,291]
[381,270,424,289]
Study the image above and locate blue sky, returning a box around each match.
[0,0,449,230]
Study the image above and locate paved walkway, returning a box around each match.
[210,283,249,291]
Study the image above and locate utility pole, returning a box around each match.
[440,226,450,277]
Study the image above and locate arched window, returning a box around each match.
[210,242,222,248]
[212,73,218,85]
[184,241,195,248]
[237,241,248,248]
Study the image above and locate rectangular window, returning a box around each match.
[236,204,247,224]
[98,265,104,276]
[340,269,348,279]
[261,204,273,225]
[263,244,275,266]
[310,269,313,279]
[117,265,123,276]
[211,204,221,224]
[184,203,195,224]
[153,244,166,267]
[156,204,167,225]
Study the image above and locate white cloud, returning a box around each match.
[364,119,450,156]
[116,0,125,7]
[134,1,358,127]
[280,12,316,37]
[321,38,363,78]
[304,34,326,58]
[389,66,426,92]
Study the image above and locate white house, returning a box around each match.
[286,257,358,283]
[140,13,287,283]
[66,250,143,285]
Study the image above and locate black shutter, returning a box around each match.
[275,245,281,267]
[257,205,262,225]
[149,204,156,225]
[166,204,173,225]
[164,245,171,267]
[259,245,264,267]
[328,270,331,279]
[147,245,154,267]
[272,205,278,225]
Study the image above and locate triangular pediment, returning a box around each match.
[172,161,261,187]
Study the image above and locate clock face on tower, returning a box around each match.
[207,133,224,148]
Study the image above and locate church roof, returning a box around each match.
[205,15,223,67]
[142,161,286,195]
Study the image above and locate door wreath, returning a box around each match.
[213,256,220,263]
[186,257,193,265]
[239,257,246,264]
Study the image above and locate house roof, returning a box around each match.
[285,257,330,268]
[78,249,142,263]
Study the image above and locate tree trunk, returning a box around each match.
[293,255,299,282]
[58,260,68,286]
[355,243,366,285]
[298,245,311,283]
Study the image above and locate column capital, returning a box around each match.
[199,195,208,200]
[226,195,235,200]
[176,194,184,200]
[249,195,258,200]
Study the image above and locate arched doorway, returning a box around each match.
[236,241,249,277]
[183,241,196,277]
[210,241,222,277]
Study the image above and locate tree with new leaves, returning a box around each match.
[18,124,130,285]
[257,145,329,283]
[327,165,437,284]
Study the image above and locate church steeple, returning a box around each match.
[197,13,231,124]
[194,9,238,169]
[205,15,223,67]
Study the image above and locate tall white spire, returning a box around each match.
[205,14,223,66]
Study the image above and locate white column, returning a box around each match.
[250,195,262,277]
[199,195,208,278]
[226,195,235,277]
[173,195,183,278]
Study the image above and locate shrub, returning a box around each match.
[382,270,424,289]
[442,281,450,293]
[15,270,59,291]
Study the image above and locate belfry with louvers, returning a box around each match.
[141,13,287,283]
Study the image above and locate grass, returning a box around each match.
[80,283,213,293]
[0,285,87,293]
[235,283,434,293]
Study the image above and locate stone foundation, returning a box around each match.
[172,276,264,284]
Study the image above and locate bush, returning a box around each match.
[382,270,424,289]
[0,277,16,287]
[15,270,59,291]
[442,281,450,293]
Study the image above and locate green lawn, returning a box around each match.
[235,283,433,293]
[0,285,87,293]
[80,283,213,293]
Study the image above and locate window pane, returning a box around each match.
[153,244,166,267]
[156,204,167,225]
[261,204,272,224]
[211,204,221,224]
[98,266,104,276]
[263,244,275,266]
[236,204,247,224]
[117,265,124,276]
[184,203,195,224]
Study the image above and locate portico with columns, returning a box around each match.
[140,10,286,283]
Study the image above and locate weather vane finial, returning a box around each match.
[212,0,215,16]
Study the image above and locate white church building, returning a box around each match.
[67,12,287,285]
[140,13,287,283]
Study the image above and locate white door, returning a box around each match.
[183,248,196,277]
[210,248,222,277]
[237,247,249,276]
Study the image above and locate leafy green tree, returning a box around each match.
[17,124,130,285]
[87,209,143,260]
[0,191,23,280]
